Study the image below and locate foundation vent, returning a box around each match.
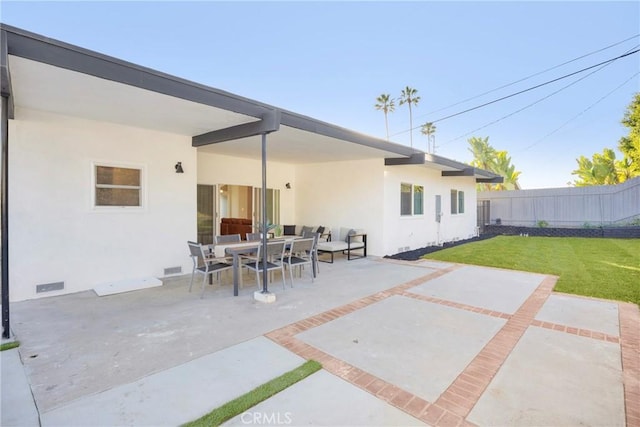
[36,281,64,293]
[164,266,182,275]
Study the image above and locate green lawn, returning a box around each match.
[183,360,322,427]
[424,236,640,305]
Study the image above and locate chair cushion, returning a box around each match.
[344,229,356,243]
[317,241,365,252]
[351,229,365,243]
[283,225,296,235]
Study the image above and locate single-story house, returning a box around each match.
[0,24,501,307]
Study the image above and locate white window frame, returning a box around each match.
[450,189,465,215]
[91,161,146,211]
[401,183,425,217]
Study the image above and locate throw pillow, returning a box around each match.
[316,226,325,235]
[345,229,356,243]
[301,225,313,235]
[283,225,296,235]
[352,229,364,243]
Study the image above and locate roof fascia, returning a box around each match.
[1,24,420,160]
[0,30,14,118]
[280,110,418,158]
[0,24,270,119]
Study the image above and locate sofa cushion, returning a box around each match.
[317,241,365,252]
[351,229,365,243]
[283,225,296,235]
[344,229,356,243]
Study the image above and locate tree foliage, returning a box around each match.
[374,93,395,141]
[420,122,436,153]
[467,136,521,191]
[399,86,420,148]
[618,92,640,174]
[572,92,640,186]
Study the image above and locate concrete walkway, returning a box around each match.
[2,258,638,426]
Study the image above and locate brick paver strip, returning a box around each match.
[619,302,640,427]
[432,275,558,419]
[529,319,620,343]
[267,264,636,427]
[402,290,513,321]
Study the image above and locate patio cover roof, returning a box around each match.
[0,23,502,182]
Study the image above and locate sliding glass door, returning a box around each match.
[197,184,215,245]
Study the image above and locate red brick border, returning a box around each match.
[266,264,636,427]
[619,302,640,427]
[431,275,557,419]
[529,319,620,343]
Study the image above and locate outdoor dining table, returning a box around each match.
[213,237,315,296]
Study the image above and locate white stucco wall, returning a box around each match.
[383,165,478,255]
[197,152,296,226]
[8,108,197,301]
[294,158,385,256]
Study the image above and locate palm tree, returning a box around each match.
[374,94,395,141]
[492,151,521,190]
[420,122,436,153]
[467,136,495,171]
[468,136,497,191]
[399,86,420,148]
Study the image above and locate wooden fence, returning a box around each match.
[477,176,640,227]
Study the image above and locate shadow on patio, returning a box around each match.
[10,258,438,413]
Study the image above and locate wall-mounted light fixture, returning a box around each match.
[285,182,291,189]
[175,162,184,173]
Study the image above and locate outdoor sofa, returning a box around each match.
[282,225,331,242]
[316,227,367,263]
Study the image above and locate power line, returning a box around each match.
[431,48,639,125]
[413,33,639,121]
[441,46,638,145]
[520,71,640,152]
[389,47,639,139]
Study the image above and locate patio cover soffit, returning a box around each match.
[2,24,419,163]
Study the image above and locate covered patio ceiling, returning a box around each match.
[2,23,502,178]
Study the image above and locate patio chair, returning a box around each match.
[302,231,321,275]
[245,232,262,242]
[284,237,315,286]
[187,241,234,298]
[242,240,286,290]
[215,234,241,244]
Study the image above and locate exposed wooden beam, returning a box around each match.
[192,110,281,147]
[442,168,475,177]
[384,153,425,166]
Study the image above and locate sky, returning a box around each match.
[2,1,639,189]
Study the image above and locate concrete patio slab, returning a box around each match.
[10,258,434,412]
[224,370,425,426]
[41,336,304,427]
[410,265,545,314]
[4,260,637,427]
[468,326,625,426]
[0,348,40,427]
[535,294,620,336]
[295,295,506,402]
